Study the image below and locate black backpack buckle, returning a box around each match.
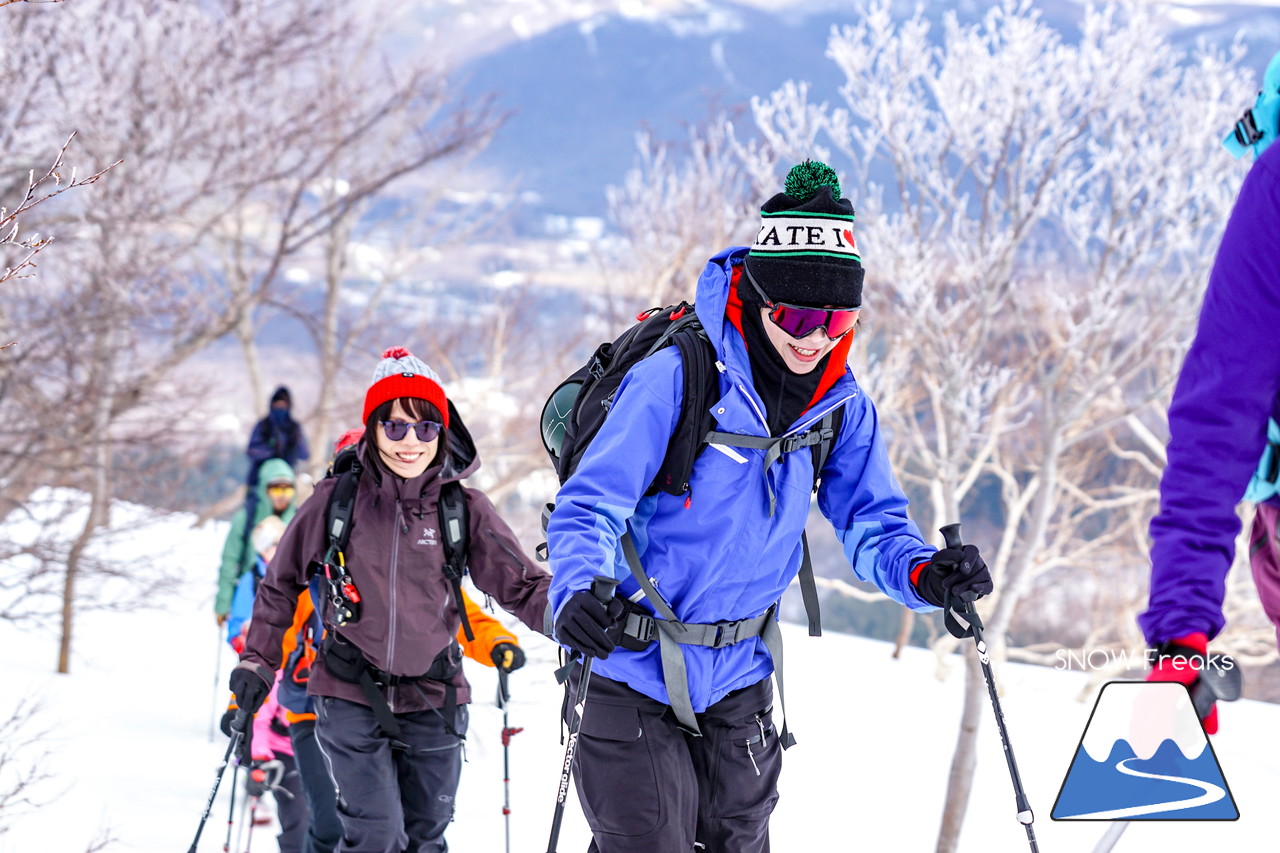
[1234,107,1264,148]
[781,427,835,454]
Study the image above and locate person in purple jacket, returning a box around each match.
[1139,51,1280,733]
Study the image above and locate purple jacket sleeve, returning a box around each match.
[1139,145,1280,644]
[463,488,552,636]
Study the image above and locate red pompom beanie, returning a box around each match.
[362,346,449,427]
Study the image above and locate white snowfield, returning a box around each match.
[2,501,1278,852]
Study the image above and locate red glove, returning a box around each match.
[1147,632,1217,734]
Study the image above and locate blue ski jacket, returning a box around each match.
[1139,140,1280,645]
[547,246,937,712]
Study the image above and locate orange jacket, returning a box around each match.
[278,587,519,724]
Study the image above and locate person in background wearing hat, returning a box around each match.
[545,161,994,852]
[229,347,550,853]
[248,385,311,485]
[216,457,299,626]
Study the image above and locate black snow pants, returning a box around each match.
[315,696,466,853]
[565,672,783,853]
[268,752,308,853]
[289,718,344,853]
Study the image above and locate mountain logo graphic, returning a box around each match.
[1052,681,1238,820]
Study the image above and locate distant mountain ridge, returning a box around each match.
[441,0,1280,219]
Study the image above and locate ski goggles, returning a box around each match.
[379,419,442,442]
[742,263,860,340]
[266,483,295,496]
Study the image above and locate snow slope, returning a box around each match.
[2,502,1278,852]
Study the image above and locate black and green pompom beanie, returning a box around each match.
[742,160,864,309]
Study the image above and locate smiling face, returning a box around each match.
[758,306,854,374]
[375,400,439,480]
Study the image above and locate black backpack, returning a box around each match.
[538,301,845,632]
[541,302,716,495]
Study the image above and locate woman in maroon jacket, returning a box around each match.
[230,346,551,853]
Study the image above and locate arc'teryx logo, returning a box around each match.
[418,527,438,547]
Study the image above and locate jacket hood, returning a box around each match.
[357,399,480,492]
[695,246,858,433]
[440,400,480,482]
[256,457,296,495]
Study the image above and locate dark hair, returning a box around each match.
[364,396,448,477]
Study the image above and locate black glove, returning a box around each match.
[915,544,993,609]
[219,707,238,738]
[490,642,526,672]
[554,589,626,659]
[228,662,273,726]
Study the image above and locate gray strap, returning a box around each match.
[798,533,821,637]
[761,615,797,749]
[651,610,775,737]
[620,527,796,744]
[704,431,775,450]
[656,621,701,735]
[621,529,699,733]
[622,610,772,649]
[705,425,835,517]
[812,410,837,478]
[621,532,681,627]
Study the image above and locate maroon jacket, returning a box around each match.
[242,438,550,713]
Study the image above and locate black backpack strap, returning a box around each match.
[795,407,842,639]
[797,532,821,638]
[809,408,842,487]
[649,311,720,497]
[438,481,474,642]
[326,456,362,555]
[322,457,364,627]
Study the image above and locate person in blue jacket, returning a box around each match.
[1139,50,1280,733]
[247,385,310,486]
[546,161,994,853]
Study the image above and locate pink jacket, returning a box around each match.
[251,673,293,760]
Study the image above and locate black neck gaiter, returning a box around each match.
[737,283,829,436]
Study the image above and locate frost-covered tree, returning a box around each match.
[605,119,765,309]
[750,2,1251,847]
[0,0,500,673]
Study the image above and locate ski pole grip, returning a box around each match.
[231,708,251,735]
[590,574,621,604]
[940,523,963,550]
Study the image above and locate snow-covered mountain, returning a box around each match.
[404,0,1280,217]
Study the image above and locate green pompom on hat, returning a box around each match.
[743,160,863,309]
[783,160,841,202]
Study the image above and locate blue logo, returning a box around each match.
[1052,681,1238,821]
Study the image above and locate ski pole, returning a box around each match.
[1092,820,1127,852]
[232,790,248,853]
[939,524,1039,853]
[498,667,524,853]
[243,796,258,853]
[546,574,621,853]
[186,710,247,853]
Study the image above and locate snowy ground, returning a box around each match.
[2,503,1279,852]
